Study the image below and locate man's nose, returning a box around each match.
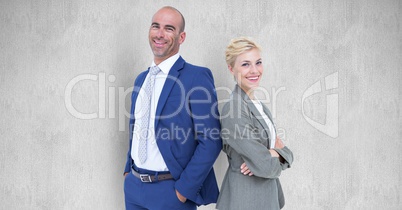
[156,28,164,38]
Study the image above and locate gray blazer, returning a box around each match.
[216,85,293,210]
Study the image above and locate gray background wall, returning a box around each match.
[1,0,401,209]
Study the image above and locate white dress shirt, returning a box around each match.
[131,53,180,171]
[252,99,276,149]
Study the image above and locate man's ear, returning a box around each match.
[179,31,186,44]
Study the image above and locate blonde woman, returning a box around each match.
[216,37,293,210]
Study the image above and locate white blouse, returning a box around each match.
[251,99,276,149]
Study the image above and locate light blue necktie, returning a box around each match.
[138,66,161,163]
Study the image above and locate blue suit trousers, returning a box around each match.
[124,167,197,210]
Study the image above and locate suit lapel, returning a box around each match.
[154,57,184,129]
[261,102,275,130]
[247,101,272,145]
[234,85,272,146]
[130,71,148,124]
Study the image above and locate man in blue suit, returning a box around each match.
[123,6,222,210]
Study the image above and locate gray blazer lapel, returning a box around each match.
[261,102,276,132]
[233,85,272,144]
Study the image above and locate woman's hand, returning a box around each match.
[273,137,286,163]
[240,137,286,177]
[269,149,280,157]
[240,162,254,176]
[275,137,285,149]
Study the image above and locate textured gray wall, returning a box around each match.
[1,0,401,209]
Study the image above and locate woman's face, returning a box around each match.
[229,48,263,95]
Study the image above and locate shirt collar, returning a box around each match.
[150,53,180,74]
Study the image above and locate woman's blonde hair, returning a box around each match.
[225,37,262,67]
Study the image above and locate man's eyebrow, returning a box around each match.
[165,24,176,30]
[150,23,176,30]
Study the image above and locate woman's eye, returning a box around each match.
[256,61,262,65]
[241,63,249,67]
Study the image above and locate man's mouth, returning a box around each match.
[153,39,167,47]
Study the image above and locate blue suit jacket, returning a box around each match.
[124,56,222,205]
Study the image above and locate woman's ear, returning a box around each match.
[228,65,237,82]
[228,65,234,74]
